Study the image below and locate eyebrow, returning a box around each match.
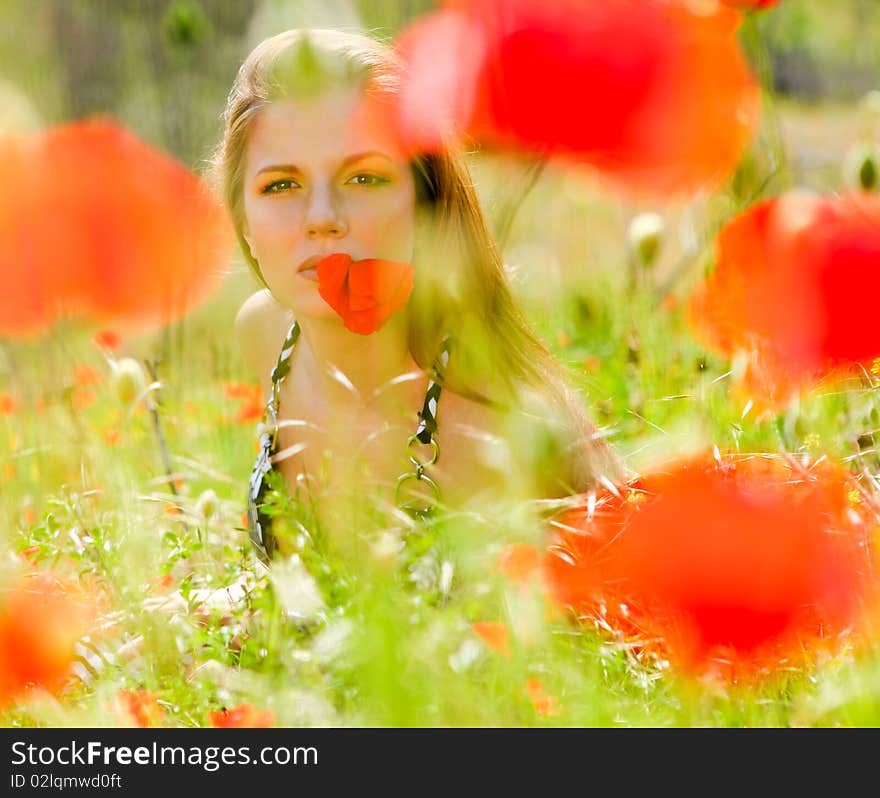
[254,150,396,177]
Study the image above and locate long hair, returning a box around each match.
[211,28,624,493]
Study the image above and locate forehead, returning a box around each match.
[245,87,407,173]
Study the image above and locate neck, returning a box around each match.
[294,312,424,409]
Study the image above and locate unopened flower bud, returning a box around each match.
[843,143,879,192]
[195,488,219,521]
[110,358,147,405]
[859,90,880,124]
[627,212,665,268]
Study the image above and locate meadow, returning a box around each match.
[3,1,880,729]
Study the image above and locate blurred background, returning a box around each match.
[3,1,878,158]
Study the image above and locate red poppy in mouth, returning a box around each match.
[315,253,414,335]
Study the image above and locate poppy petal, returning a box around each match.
[317,255,414,335]
[315,253,354,314]
[394,0,759,199]
[544,453,879,679]
[0,119,234,337]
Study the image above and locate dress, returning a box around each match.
[246,320,452,563]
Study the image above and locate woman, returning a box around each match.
[212,28,624,562]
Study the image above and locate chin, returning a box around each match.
[288,295,341,322]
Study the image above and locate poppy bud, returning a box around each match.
[110,357,147,405]
[859,90,880,125]
[195,488,219,521]
[627,212,665,268]
[843,143,879,192]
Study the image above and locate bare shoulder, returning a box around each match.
[435,388,514,472]
[233,289,295,390]
[440,382,594,498]
[438,387,507,435]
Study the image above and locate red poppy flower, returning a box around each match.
[316,254,414,335]
[471,621,511,656]
[208,702,274,728]
[524,678,563,717]
[235,399,264,424]
[722,0,779,9]
[0,118,233,338]
[688,192,880,408]
[0,571,97,706]
[73,388,96,410]
[92,329,123,351]
[544,452,879,679]
[220,381,264,423]
[496,544,542,585]
[394,0,759,198]
[73,363,103,387]
[222,380,260,401]
[113,689,165,728]
[0,393,16,416]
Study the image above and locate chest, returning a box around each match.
[270,380,506,508]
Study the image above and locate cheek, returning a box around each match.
[351,192,415,259]
[242,201,303,260]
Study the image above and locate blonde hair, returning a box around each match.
[212,28,623,493]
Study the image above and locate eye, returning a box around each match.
[345,173,389,187]
[260,178,300,195]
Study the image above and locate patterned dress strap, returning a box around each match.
[248,319,300,564]
[414,333,452,444]
[396,334,453,513]
[263,320,300,449]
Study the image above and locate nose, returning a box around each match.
[303,186,348,240]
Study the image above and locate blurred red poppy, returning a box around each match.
[722,0,779,9]
[235,399,264,424]
[222,380,260,401]
[0,571,97,706]
[92,329,123,351]
[688,192,880,409]
[471,621,511,656]
[0,118,234,338]
[208,702,274,728]
[496,544,541,585]
[222,380,264,423]
[524,678,563,717]
[544,452,879,679]
[113,689,165,728]
[73,388,96,410]
[73,363,103,387]
[0,393,16,415]
[316,254,414,335]
[394,0,759,198]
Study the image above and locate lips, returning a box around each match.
[314,253,415,335]
[296,254,325,280]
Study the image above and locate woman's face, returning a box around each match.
[241,85,416,320]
